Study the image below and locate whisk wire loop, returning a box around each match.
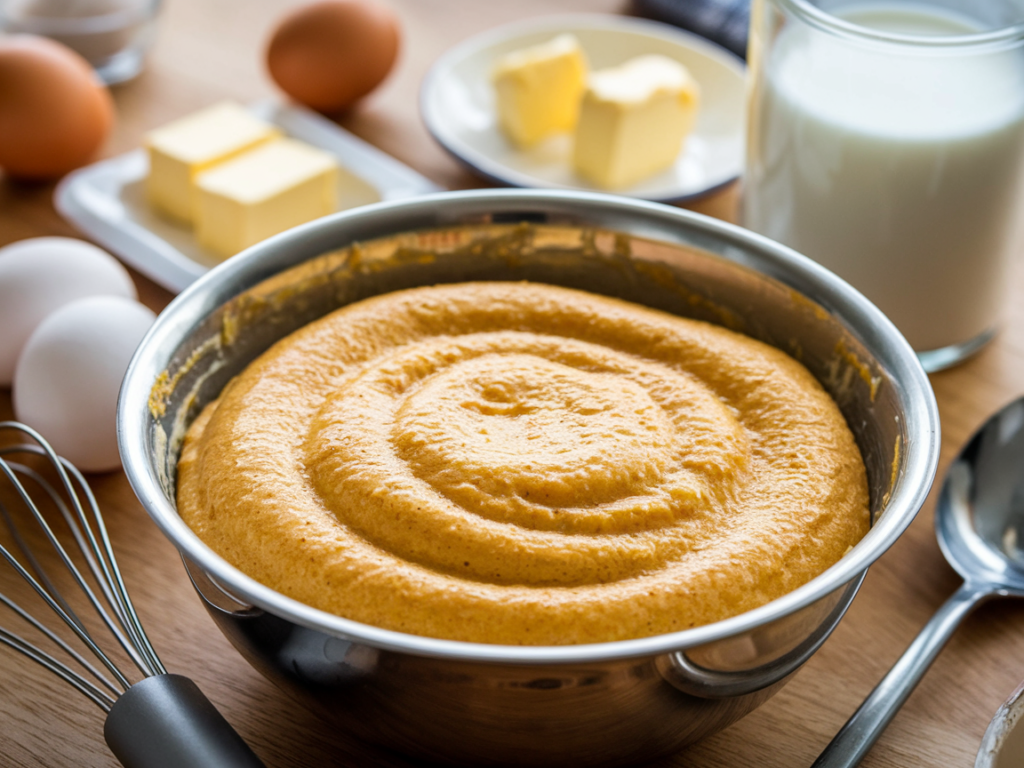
[7,461,125,631]
[0,624,117,712]
[0,499,135,696]
[8,446,167,677]
[72,466,166,678]
[0,471,84,625]
[41,452,165,676]
[0,590,120,698]
[0,466,134,692]
[0,422,166,692]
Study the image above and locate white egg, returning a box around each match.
[0,237,137,386]
[13,295,156,473]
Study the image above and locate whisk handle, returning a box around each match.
[104,674,266,768]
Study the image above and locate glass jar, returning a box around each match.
[0,0,163,85]
[742,0,1024,371]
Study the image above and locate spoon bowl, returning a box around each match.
[938,396,1024,590]
[814,394,1024,767]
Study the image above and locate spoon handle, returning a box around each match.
[811,581,989,768]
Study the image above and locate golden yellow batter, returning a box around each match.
[177,282,869,645]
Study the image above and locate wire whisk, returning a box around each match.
[0,421,265,768]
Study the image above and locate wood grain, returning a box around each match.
[2,1,1023,766]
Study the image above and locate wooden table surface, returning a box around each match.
[3,1,1024,766]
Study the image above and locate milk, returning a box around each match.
[743,3,1024,355]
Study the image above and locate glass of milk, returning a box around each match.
[743,0,1024,371]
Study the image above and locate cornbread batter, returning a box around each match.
[176,282,869,645]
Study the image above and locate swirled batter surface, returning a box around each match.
[177,282,869,644]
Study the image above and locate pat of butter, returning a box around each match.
[573,55,700,189]
[145,102,282,224]
[493,34,588,148]
[194,138,339,259]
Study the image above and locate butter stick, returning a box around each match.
[194,138,338,259]
[145,102,282,224]
[492,34,589,148]
[573,55,700,189]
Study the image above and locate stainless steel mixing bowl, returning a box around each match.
[118,189,940,767]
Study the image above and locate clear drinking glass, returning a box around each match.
[742,0,1024,371]
[0,0,162,85]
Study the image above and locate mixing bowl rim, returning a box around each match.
[118,188,940,664]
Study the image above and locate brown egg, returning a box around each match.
[0,36,114,180]
[266,0,401,113]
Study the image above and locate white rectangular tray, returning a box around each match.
[55,100,443,294]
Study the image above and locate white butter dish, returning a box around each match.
[421,14,746,203]
[55,100,443,294]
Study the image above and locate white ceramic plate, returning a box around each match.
[56,101,443,294]
[420,14,747,203]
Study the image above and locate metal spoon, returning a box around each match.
[813,395,1024,768]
